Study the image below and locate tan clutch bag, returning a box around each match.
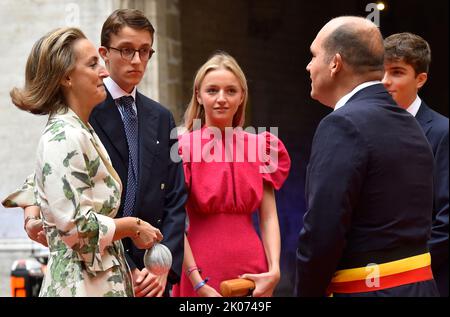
[220,278,256,297]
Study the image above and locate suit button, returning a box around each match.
[157,219,162,224]
[161,183,165,190]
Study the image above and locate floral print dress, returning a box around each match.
[2,108,133,297]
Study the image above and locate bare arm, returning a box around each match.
[23,205,47,247]
[183,234,221,297]
[23,206,162,250]
[113,217,163,249]
[259,183,281,276]
[241,182,281,297]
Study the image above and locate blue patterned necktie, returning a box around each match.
[119,96,139,217]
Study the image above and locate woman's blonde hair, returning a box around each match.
[10,27,86,115]
[183,51,248,131]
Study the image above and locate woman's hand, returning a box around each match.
[196,284,222,297]
[239,270,280,297]
[131,219,163,249]
[25,217,48,247]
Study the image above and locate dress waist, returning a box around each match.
[187,211,255,233]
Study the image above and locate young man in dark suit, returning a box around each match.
[296,17,438,297]
[383,32,449,297]
[88,9,187,297]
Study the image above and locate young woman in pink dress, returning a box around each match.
[172,52,291,297]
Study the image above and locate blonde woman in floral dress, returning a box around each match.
[2,27,162,296]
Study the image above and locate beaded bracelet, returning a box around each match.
[186,266,202,277]
[193,277,210,292]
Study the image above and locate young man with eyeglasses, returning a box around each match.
[90,9,187,297]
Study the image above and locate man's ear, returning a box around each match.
[416,72,428,90]
[99,46,109,63]
[330,53,342,77]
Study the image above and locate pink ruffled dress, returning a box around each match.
[172,127,291,297]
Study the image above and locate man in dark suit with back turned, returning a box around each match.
[383,32,449,296]
[295,16,438,297]
[90,9,186,297]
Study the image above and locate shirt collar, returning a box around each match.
[334,81,382,111]
[405,95,422,117]
[103,77,137,101]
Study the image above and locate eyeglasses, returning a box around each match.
[107,46,155,61]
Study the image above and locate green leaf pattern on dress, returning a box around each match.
[62,175,76,208]
[2,199,18,207]
[63,151,78,167]
[49,131,66,142]
[6,109,132,297]
[1,174,37,207]
[42,163,52,186]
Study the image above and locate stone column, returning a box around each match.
[118,0,184,123]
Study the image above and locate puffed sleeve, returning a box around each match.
[178,133,192,190]
[259,132,291,190]
[37,127,116,275]
[2,173,37,208]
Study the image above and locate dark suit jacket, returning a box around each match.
[296,84,435,296]
[90,89,187,284]
[416,102,449,296]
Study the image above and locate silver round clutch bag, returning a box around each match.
[143,243,172,276]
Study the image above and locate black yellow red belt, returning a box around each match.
[327,252,433,294]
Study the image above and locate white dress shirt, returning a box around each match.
[103,77,137,119]
[405,95,422,117]
[334,81,382,111]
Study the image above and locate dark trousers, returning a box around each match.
[434,261,449,297]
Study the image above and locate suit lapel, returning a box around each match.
[415,102,433,136]
[94,91,129,165]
